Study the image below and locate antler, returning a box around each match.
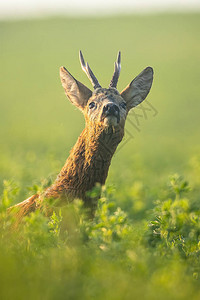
[109,51,121,88]
[79,51,101,89]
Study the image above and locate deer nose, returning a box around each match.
[103,103,120,117]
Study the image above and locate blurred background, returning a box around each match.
[0,0,200,206]
[1,2,200,299]
[1,0,200,18]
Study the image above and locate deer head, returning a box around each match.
[60,51,153,136]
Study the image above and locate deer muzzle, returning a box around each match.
[102,103,120,126]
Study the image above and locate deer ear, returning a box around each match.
[120,67,153,110]
[60,66,92,110]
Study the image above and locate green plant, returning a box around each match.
[147,174,200,278]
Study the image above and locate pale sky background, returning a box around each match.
[1,0,200,19]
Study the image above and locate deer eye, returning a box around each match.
[89,102,96,109]
[120,102,126,109]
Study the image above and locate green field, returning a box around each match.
[0,14,200,299]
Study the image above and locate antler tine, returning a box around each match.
[79,50,101,89]
[109,51,121,88]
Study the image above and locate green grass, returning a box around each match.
[0,13,200,299]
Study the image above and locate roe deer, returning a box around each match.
[9,51,153,222]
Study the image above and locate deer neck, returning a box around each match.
[45,124,124,201]
[63,124,124,183]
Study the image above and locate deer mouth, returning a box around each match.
[103,115,119,127]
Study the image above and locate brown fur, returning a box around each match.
[8,52,153,223]
[44,123,124,208]
[8,194,39,226]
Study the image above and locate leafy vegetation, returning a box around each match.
[0,174,200,299]
[0,13,200,299]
